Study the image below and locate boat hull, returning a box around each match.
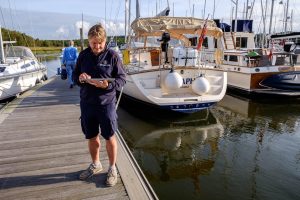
[120,92,216,114]
[0,62,47,101]
[122,68,227,113]
[259,71,300,90]
[224,65,300,98]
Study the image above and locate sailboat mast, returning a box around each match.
[125,0,132,43]
[0,26,5,64]
[192,4,194,18]
[245,0,249,19]
[231,0,239,33]
[212,0,216,19]
[173,2,174,17]
[105,0,107,30]
[290,9,293,31]
[136,0,140,19]
[248,0,255,19]
[125,0,128,43]
[203,0,207,19]
[269,0,275,34]
[284,0,289,32]
[80,13,84,51]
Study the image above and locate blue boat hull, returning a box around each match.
[260,71,300,91]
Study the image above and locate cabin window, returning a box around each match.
[236,37,248,48]
[21,63,31,69]
[292,55,300,65]
[229,55,238,62]
[189,37,198,46]
[214,39,218,48]
[224,55,228,61]
[203,38,208,48]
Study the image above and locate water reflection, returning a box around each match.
[135,111,223,193]
[216,95,300,139]
[118,95,300,200]
[118,107,224,196]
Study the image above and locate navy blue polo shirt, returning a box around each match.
[73,47,126,105]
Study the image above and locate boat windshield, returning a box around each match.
[5,46,36,59]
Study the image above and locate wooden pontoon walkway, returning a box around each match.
[0,77,157,200]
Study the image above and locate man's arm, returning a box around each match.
[106,53,126,91]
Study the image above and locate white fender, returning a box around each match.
[192,76,210,95]
[164,70,183,90]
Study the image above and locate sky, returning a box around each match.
[0,0,299,40]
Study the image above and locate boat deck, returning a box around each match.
[0,77,157,200]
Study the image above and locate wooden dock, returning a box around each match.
[0,77,157,200]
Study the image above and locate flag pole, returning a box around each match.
[196,15,210,76]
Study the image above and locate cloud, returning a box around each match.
[56,26,69,35]
[75,20,90,38]
[55,26,70,39]
[98,19,125,36]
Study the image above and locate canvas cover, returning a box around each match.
[131,17,223,41]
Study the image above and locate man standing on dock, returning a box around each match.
[73,24,126,187]
[62,40,78,88]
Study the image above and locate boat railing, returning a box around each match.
[272,52,299,67]
[221,50,299,68]
[124,46,249,72]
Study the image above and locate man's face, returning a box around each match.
[89,36,106,55]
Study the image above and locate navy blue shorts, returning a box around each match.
[80,102,118,140]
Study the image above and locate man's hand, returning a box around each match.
[79,73,91,83]
[87,79,109,89]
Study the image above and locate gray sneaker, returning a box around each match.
[79,163,103,180]
[106,167,118,187]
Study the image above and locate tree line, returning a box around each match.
[1,28,125,47]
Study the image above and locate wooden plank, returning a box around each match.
[0,141,86,158]
[0,135,83,151]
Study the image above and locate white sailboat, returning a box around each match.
[0,27,47,101]
[121,2,227,113]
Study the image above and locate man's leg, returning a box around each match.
[106,134,117,167]
[89,135,101,164]
[79,135,103,180]
[66,64,73,87]
[106,134,118,186]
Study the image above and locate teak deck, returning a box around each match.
[0,77,157,200]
